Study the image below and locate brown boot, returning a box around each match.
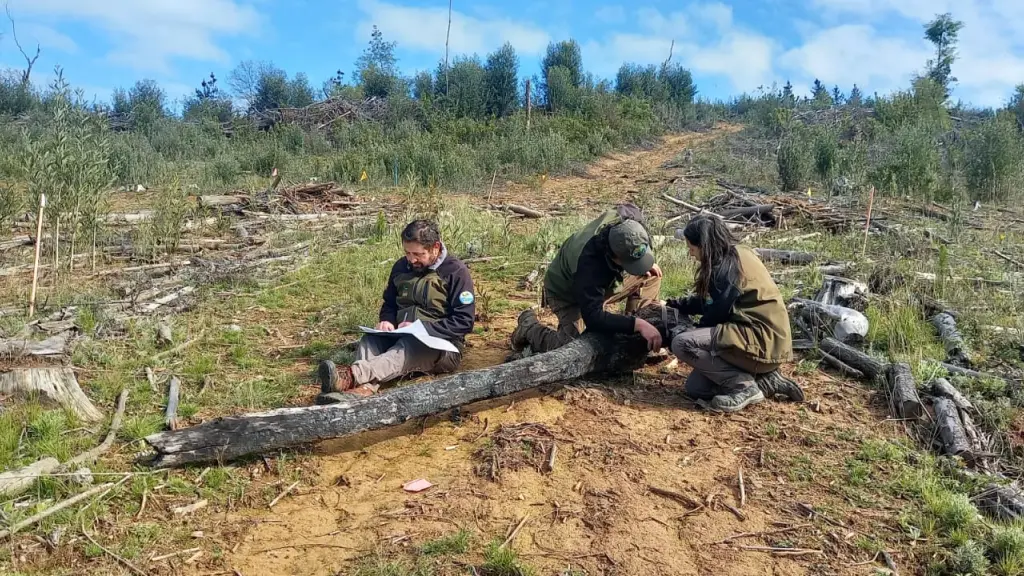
[510,308,538,351]
[317,360,354,394]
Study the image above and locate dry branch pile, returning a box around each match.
[474,423,558,481]
[663,179,889,234]
[256,97,388,131]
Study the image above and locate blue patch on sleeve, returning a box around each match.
[459,291,475,305]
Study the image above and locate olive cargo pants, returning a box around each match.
[521,274,662,354]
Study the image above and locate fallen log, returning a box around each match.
[0,458,60,499]
[505,204,545,219]
[719,204,775,222]
[754,248,815,266]
[145,331,653,467]
[815,276,868,309]
[932,397,971,459]
[941,363,1018,393]
[976,484,1024,522]
[930,378,974,412]
[0,235,32,252]
[199,195,246,208]
[0,367,103,422]
[931,313,970,366]
[0,333,71,358]
[819,351,864,379]
[818,338,885,380]
[887,363,924,420]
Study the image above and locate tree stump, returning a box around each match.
[0,367,103,422]
[886,363,923,420]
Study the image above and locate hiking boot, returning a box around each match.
[510,309,538,351]
[709,385,765,413]
[318,360,354,394]
[756,370,805,402]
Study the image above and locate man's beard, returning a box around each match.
[410,262,426,270]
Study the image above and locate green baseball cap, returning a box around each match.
[609,219,655,276]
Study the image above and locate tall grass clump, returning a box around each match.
[962,114,1024,202]
[777,131,810,191]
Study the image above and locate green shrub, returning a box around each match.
[963,115,1024,202]
[870,122,943,199]
[777,134,810,191]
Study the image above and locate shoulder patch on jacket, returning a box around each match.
[459,291,475,305]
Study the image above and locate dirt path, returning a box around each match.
[217,129,908,576]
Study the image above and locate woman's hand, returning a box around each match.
[376,321,395,331]
[398,321,413,329]
[646,264,663,278]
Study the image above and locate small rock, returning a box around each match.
[133,184,147,192]
[226,324,242,333]
[157,322,174,346]
[192,531,204,538]
[48,527,62,548]
[70,468,93,487]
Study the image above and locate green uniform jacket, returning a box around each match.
[715,245,793,364]
[544,207,632,304]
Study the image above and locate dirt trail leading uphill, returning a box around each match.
[221,130,908,576]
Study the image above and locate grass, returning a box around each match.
[421,529,472,556]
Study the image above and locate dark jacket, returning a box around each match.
[668,245,792,364]
[379,244,476,347]
[543,204,648,335]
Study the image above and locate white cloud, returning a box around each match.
[637,8,689,38]
[689,2,733,31]
[356,0,550,58]
[583,3,774,92]
[5,23,79,54]
[595,5,626,24]
[7,0,261,73]
[806,0,1024,106]
[779,24,931,94]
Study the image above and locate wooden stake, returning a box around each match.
[28,193,45,317]
[525,78,532,131]
[444,0,452,96]
[862,186,875,257]
[738,467,746,507]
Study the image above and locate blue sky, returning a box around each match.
[2,0,1023,111]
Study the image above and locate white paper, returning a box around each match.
[358,319,459,353]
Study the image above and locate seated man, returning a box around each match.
[509,203,663,356]
[317,220,475,401]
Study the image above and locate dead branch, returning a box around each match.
[56,389,129,473]
[6,5,40,85]
[0,482,116,539]
[164,376,181,431]
[0,457,59,499]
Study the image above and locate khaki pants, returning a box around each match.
[524,274,662,353]
[670,327,779,400]
[350,335,461,392]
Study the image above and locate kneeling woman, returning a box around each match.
[667,216,804,412]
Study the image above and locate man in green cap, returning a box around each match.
[510,203,663,355]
